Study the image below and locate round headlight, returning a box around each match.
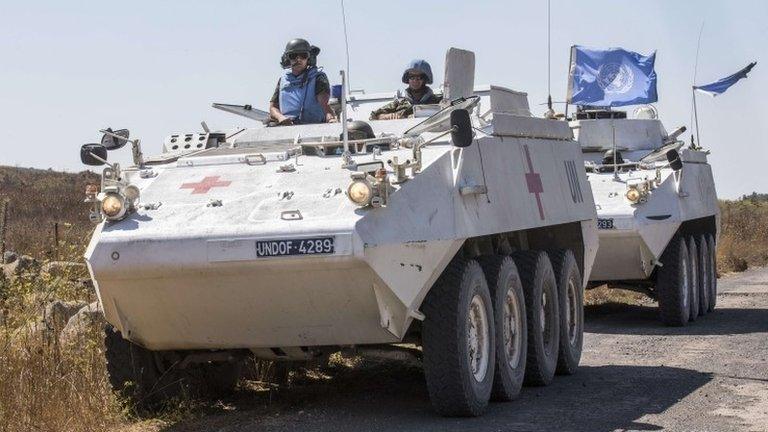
[348,180,373,206]
[625,188,641,203]
[124,184,140,201]
[101,193,125,218]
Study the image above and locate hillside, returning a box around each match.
[0,166,99,257]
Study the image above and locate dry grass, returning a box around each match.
[0,326,122,432]
[584,284,646,306]
[717,199,768,274]
[0,166,99,257]
[0,244,126,432]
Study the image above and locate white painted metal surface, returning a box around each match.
[576,116,720,282]
[84,48,599,353]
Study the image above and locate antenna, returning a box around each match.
[340,0,352,91]
[690,21,705,147]
[547,0,552,112]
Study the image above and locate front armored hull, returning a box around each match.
[81,145,465,351]
[86,222,461,351]
[588,150,719,282]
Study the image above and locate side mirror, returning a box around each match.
[667,149,683,171]
[450,109,473,148]
[81,144,108,166]
[101,128,130,150]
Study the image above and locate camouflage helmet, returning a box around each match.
[280,38,321,68]
[401,59,434,85]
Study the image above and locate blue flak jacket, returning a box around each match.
[279,66,326,124]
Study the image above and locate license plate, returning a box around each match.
[255,237,335,258]
[597,218,615,230]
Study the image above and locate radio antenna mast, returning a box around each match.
[690,20,705,147]
[546,0,554,117]
[341,0,352,91]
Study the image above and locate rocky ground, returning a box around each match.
[123,267,768,432]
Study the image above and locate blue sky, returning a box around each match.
[0,0,765,198]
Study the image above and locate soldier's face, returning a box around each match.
[289,52,309,73]
[408,74,426,91]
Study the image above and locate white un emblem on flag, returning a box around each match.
[597,63,635,94]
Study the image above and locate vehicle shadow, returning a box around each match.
[161,361,711,432]
[584,302,768,335]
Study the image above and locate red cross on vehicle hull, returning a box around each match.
[180,176,232,194]
[523,145,545,220]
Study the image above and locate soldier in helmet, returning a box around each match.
[269,38,337,126]
[370,59,442,120]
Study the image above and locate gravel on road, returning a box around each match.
[148,268,768,432]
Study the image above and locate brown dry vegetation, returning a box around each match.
[1,166,768,431]
[716,199,768,273]
[0,166,99,257]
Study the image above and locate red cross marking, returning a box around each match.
[523,145,545,220]
[180,176,232,194]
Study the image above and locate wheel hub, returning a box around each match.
[566,279,579,345]
[468,294,490,382]
[503,285,523,368]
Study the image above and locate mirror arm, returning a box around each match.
[99,129,138,146]
[88,151,115,169]
[99,128,145,167]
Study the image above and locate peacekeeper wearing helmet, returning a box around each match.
[370,59,442,120]
[269,38,337,126]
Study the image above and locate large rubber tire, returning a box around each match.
[422,258,496,417]
[657,237,691,326]
[511,251,559,386]
[104,325,189,409]
[477,255,527,402]
[707,234,718,312]
[200,361,242,395]
[548,249,583,376]
[696,235,711,316]
[687,237,700,322]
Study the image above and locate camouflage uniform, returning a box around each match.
[369,86,442,120]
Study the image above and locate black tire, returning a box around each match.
[696,235,711,316]
[657,237,691,326]
[104,325,189,409]
[687,237,700,321]
[269,361,296,386]
[422,258,496,417]
[477,255,527,402]
[511,251,559,386]
[707,234,718,312]
[548,249,583,376]
[200,361,242,395]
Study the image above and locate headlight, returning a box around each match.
[101,193,126,219]
[123,184,140,201]
[348,180,373,206]
[625,187,641,203]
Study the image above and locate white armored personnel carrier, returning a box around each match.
[574,107,719,326]
[80,48,598,416]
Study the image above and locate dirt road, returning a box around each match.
[159,268,768,432]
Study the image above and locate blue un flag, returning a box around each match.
[694,62,757,96]
[567,46,658,107]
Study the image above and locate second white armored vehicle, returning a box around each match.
[574,107,719,326]
[80,48,599,416]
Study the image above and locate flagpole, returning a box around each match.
[692,86,702,148]
[565,46,574,120]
